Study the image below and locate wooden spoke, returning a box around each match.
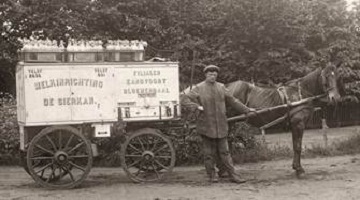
[145,135,150,150]
[125,154,142,158]
[68,155,89,159]
[155,155,172,159]
[67,142,84,154]
[46,135,57,151]
[69,161,86,172]
[40,167,45,179]
[128,144,142,153]
[153,144,169,154]
[58,130,62,150]
[34,162,53,174]
[128,159,142,168]
[151,135,165,151]
[137,137,146,151]
[64,166,75,182]
[145,161,150,172]
[35,144,54,155]
[151,163,160,179]
[64,134,74,150]
[154,159,169,170]
[46,166,57,183]
[150,137,160,151]
[59,167,63,180]
[31,156,53,160]
[135,162,144,176]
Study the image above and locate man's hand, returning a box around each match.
[197,106,204,111]
[246,108,257,117]
[249,108,256,112]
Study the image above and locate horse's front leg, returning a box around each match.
[290,111,309,177]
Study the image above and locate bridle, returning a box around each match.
[319,65,341,120]
[275,67,338,105]
[320,66,338,95]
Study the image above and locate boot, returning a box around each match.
[230,173,246,184]
[208,171,219,183]
[218,169,229,178]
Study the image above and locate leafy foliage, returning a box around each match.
[2,0,360,91]
[2,0,360,166]
[0,92,19,165]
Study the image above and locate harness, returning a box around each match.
[276,86,292,129]
[273,77,320,130]
[277,86,289,105]
[277,80,304,104]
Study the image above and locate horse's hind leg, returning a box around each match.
[290,113,308,177]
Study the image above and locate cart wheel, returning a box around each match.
[26,126,92,189]
[121,128,175,182]
[24,150,72,182]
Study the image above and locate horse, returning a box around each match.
[226,63,342,176]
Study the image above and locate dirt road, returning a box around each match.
[1,126,360,200]
[1,154,360,200]
[259,126,360,149]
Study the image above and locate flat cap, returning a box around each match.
[203,65,220,73]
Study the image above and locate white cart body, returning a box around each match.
[16,61,180,150]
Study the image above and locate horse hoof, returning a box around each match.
[295,169,305,178]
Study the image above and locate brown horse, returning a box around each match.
[227,64,341,176]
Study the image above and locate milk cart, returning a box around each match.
[16,39,181,189]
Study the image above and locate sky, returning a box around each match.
[346,0,358,10]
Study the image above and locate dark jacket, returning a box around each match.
[183,81,250,138]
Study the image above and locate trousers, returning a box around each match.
[201,135,236,177]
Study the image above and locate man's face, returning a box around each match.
[205,71,218,83]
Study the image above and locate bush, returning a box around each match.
[232,139,293,164]
[0,92,20,165]
[304,144,334,157]
[173,128,203,165]
[228,122,260,150]
[302,129,360,158]
[334,131,360,155]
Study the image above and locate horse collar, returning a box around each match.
[297,81,303,100]
[277,86,289,104]
[320,69,328,93]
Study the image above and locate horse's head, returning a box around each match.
[320,63,341,104]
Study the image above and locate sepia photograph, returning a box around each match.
[1,0,360,199]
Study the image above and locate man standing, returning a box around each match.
[183,65,255,183]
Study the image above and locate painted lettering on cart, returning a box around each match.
[123,88,170,94]
[128,70,166,85]
[126,78,167,85]
[133,70,160,76]
[124,70,170,95]
[34,78,103,90]
[28,68,42,78]
[95,68,108,77]
[43,97,94,106]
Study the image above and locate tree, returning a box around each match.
[1,0,360,94]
